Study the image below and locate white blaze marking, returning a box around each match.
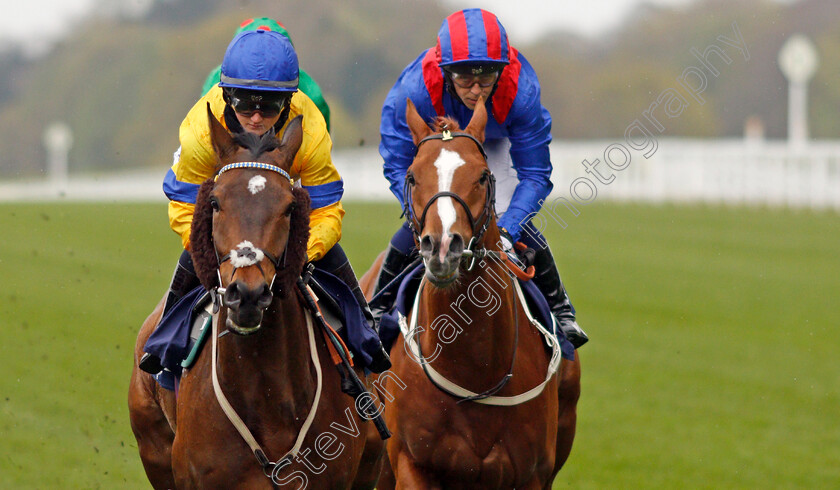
[247,175,267,194]
[433,149,466,239]
[229,240,265,268]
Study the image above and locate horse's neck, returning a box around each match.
[217,295,317,416]
[418,259,518,368]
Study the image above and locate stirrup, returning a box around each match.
[138,352,163,375]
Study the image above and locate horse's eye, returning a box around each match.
[406,173,416,186]
[284,201,296,217]
[209,197,220,212]
[479,172,489,185]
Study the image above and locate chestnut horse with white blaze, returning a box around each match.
[361,97,581,489]
[129,106,385,489]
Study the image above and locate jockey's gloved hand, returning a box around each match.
[499,228,525,269]
[499,228,514,252]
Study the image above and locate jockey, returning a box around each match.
[200,17,331,132]
[140,29,390,374]
[376,9,588,348]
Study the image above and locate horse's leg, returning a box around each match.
[392,448,441,490]
[550,355,582,481]
[128,299,177,489]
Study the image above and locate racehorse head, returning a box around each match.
[189,104,311,334]
[404,97,496,287]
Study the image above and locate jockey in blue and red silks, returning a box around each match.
[376,8,588,348]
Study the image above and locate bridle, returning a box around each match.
[216,243,286,294]
[403,128,496,270]
[211,162,293,308]
[200,162,391,484]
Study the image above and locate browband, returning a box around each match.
[416,129,487,160]
[216,162,292,184]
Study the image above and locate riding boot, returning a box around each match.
[370,244,412,324]
[138,254,200,375]
[331,259,392,373]
[532,246,589,349]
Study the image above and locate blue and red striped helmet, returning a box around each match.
[436,9,510,73]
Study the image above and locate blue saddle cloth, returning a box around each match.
[309,268,382,367]
[144,270,383,391]
[379,264,576,361]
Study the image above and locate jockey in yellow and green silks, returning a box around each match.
[139,30,390,376]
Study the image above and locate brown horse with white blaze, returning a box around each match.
[128,106,385,489]
[361,97,581,489]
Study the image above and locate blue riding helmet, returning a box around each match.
[219,29,299,92]
[436,9,510,75]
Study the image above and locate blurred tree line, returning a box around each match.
[0,0,837,178]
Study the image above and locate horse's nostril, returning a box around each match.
[420,235,435,256]
[256,283,273,310]
[226,281,273,311]
[449,233,465,255]
[224,282,241,307]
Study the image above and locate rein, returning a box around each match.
[400,271,562,406]
[210,307,323,483]
[203,162,390,483]
[401,129,556,405]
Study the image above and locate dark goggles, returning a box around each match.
[225,89,289,118]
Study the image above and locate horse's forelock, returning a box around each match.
[231,131,280,160]
[434,116,461,132]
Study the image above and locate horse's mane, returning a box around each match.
[433,116,461,132]
[231,130,280,159]
[190,178,311,298]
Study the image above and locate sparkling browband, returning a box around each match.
[216,162,292,184]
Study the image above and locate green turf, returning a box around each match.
[0,201,837,488]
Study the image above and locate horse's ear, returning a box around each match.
[277,115,303,168]
[405,98,432,145]
[464,95,487,144]
[207,102,236,165]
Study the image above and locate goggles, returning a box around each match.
[226,89,288,118]
[449,71,500,89]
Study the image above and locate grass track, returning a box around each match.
[0,201,837,488]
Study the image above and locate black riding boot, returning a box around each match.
[532,246,589,349]
[369,244,412,324]
[138,251,200,375]
[330,258,392,373]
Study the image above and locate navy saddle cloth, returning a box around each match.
[144,269,383,391]
[379,264,576,361]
